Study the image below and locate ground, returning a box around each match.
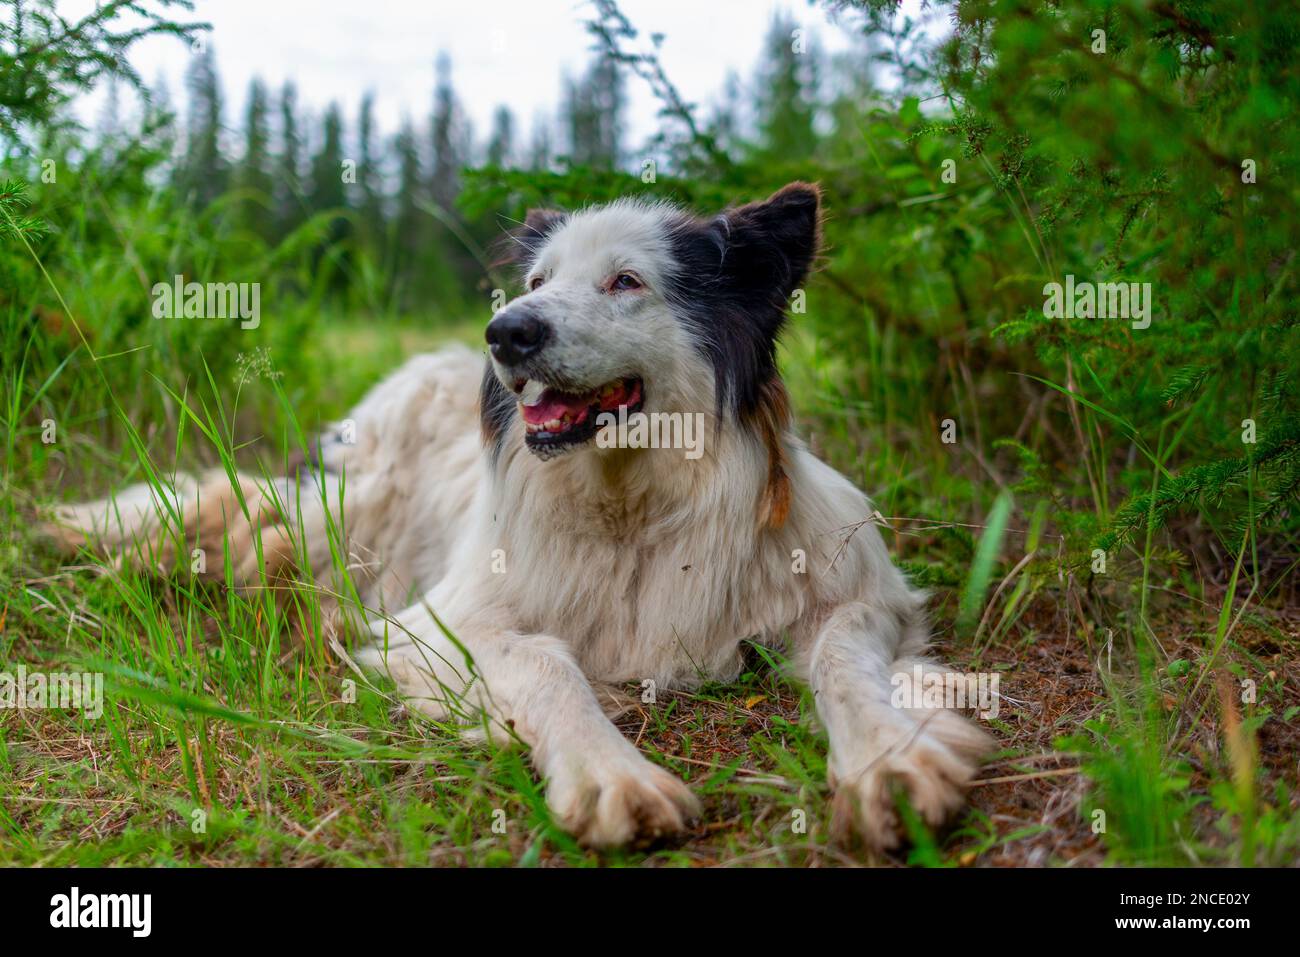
[2,321,1296,867]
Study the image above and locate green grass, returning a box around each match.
[3,69,1298,863]
[2,306,1296,867]
[1,300,854,866]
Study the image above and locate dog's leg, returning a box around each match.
[45,469,274,577]
[800,601,992,850]
[44,469,346,597]
[358,608,700,847]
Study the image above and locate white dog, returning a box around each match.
[51,183,990,850]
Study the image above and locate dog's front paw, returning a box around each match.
[830,711,989,851]
[547,748,700,848]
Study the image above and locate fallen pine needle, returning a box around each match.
[970,767,1081,787]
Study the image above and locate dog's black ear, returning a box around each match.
[521,207,566,242]
[720,181,822,302]
[492,207,568,271]
[663,182,822,428]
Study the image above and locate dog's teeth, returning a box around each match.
[544,418,562,432]
[520,380,545,406]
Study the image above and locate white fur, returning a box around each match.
[49,199,990,850]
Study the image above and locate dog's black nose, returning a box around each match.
[486,308,549,365]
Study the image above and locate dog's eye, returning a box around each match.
[528,275,546,292]
[609,273,643,292]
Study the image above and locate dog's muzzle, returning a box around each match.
[486,306,550,367]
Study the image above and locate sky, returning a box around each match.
[67,0,878,152]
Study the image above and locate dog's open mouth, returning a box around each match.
[516,377,644,454]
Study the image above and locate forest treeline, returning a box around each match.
[2,0,1298,870]
[2,0,1297,581]
[46,11,844,314]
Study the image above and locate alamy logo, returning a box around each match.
[595,407,706,460]
[1042,274,1152,329]
[151,274,261,329]
[49,887,151,937]
[890,666,1000,719]
[0,665,103,719]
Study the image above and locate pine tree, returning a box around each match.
[390,118,425,306]
[708,70,744,155]
[0,0,199,144]
[308,102,347,214]
[356,91,385,231]
[429,52,463,211]
[590,54,625,168]
[274,81,303,239]
[236,77,273,237]
[95,77,123,146]
[562,54,625,169]
[178,44,228,207]
[426,52,475,301]
[485,105,515,168]
[308,101,350,283]
[528,111,553,171]
[560,73,590,165]
[754,14,819,160]
[150,69,176,137]
[825,35,879,164]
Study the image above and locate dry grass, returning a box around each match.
[4,574,1294,866]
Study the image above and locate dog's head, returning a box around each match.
[483,182,821,461]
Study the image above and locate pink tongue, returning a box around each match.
[521,390,591,425]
